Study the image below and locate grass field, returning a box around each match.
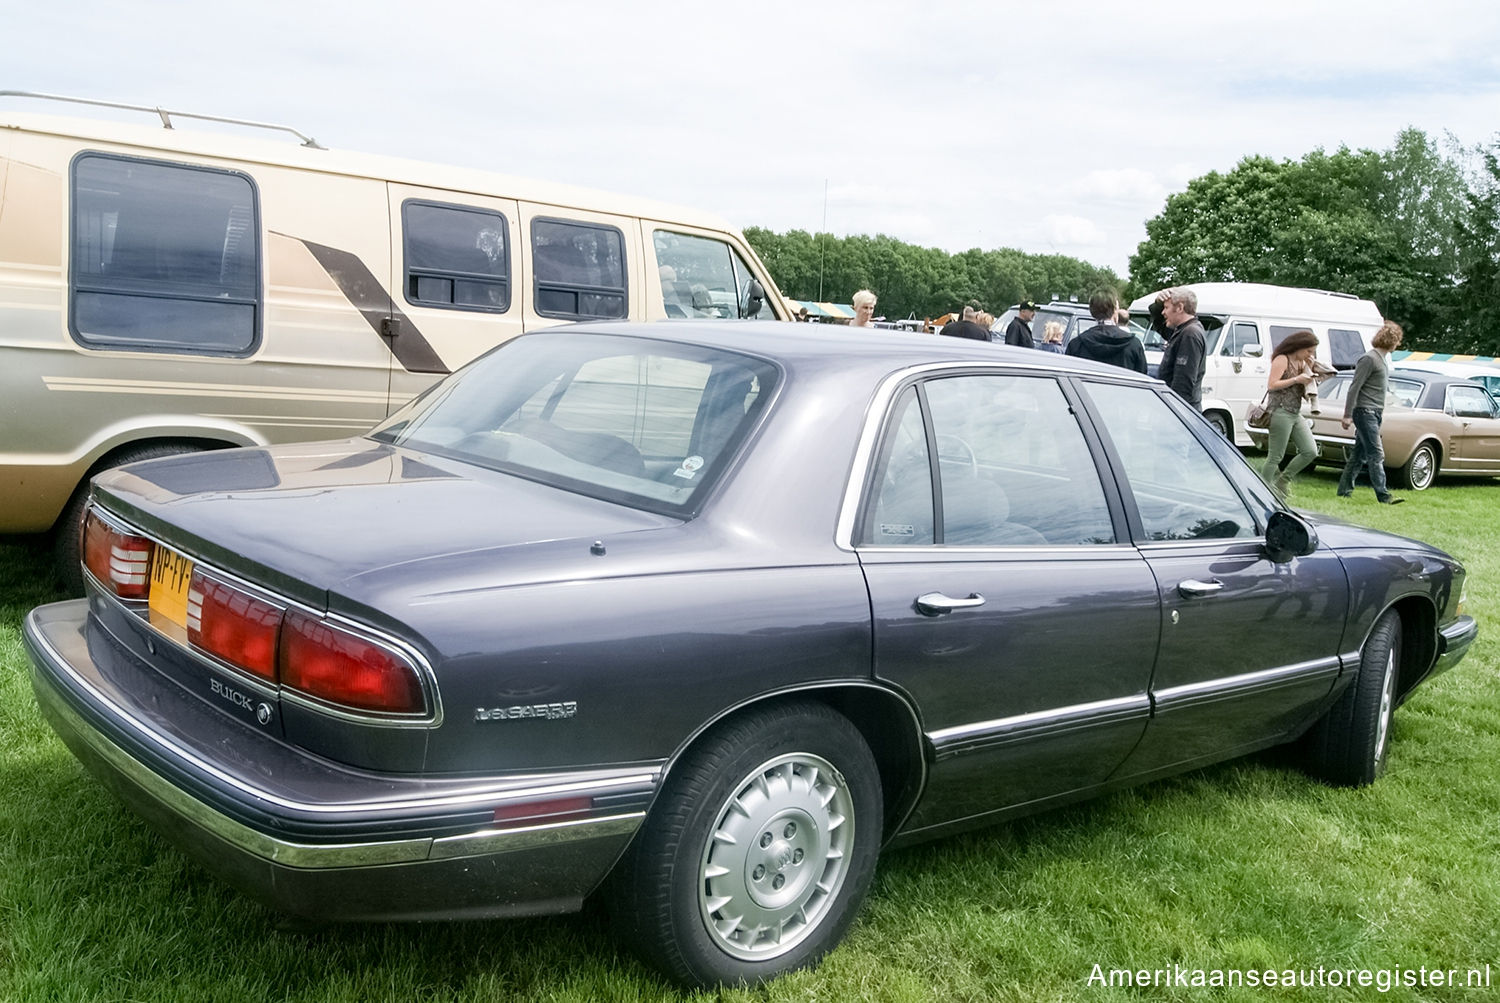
[2,465,1498,1002]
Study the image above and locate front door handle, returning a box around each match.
[915,592,985,616]
[1177,579,1223,598]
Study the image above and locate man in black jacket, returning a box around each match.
[1004,301,1038,349]
[939,305,991,341]
[1153,288,1206,407]
[1067,290,1146,372]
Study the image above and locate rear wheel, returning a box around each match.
[1303,609,1402,786]
[52,443,206,594]
[1397,442,1438,491]
[609,702,882,987]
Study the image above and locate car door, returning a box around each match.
[1079,382,1350,782]
[854,373,1159,836]
[1443,384,1500,472]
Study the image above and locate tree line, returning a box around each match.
[748,128,1500,354]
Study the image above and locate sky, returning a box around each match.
[7,0,1500,277]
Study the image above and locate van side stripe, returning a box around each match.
[287,235,451,375]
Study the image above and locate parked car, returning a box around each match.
[1247,368,1500,490]
[1393,357,1500,398]
[992,299,1158,356]
[25,322,1476,988]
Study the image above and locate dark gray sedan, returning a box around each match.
[25,322,1476,987]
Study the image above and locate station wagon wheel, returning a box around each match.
[1302,609,1402,786]
[1399,442,1438,491]
[609,702,882,987]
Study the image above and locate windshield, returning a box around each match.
[372,332,780,512]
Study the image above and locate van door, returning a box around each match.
[519,204,643,328]
[1210,319,1265,434]
[386,185,523,412]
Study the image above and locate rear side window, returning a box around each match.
[1327,328,1366,369]
[402,201,509,312]
[531,219,627,319]
[70,154,260,355]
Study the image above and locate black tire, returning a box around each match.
[1303,610,1402,787]
[609,702,882,987]
[1205,410,1232,439]
[1397,441,1438,491]
[52,442,205,594]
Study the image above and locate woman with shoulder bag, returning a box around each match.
[1259,330,1321,498]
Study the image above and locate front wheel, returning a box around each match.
[1398,442,1438,491]
[609,702,882,987]
[1204,410,1232,439]
[1303,610,1402,786]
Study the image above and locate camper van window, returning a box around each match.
[531,219,627,320]
[70,154,260,355]
[402,201,510,313]
[653,230,775,320]
[1327,328,1365,369]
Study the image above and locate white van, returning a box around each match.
[1129,283,1380,445]
[0,93,789,580]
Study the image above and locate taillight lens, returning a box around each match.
[187,571,281,682]
[82,508,153,600]
[280,609,425,714]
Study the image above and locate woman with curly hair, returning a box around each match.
[1260,329,1320,497]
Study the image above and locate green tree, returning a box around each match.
[1451,141,1500,355]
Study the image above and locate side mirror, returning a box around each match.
[1264,510,1318,564]
[1241,344,1264,358]
[741,279,765,319]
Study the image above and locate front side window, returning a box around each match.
[1221,321,1261,357]
[403,201,509,312]
[70,154,260,354]
[653,231,777,319]
[372,333,775,512]
[532,219,627,319]
[1084,383,1257,542]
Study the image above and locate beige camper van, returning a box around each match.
[0,93,789,582]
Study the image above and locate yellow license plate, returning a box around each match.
[149,546,195,631]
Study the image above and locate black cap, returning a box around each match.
[1018,300,1040,311]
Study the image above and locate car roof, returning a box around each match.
[545,320,1155,383]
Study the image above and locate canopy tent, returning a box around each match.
[1393,351,1500,366]
[787,300,856,320]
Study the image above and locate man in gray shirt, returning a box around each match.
[1337,321,1405,504]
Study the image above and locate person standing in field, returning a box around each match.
[1259,330,1320,498]
[1338,320,1406,504]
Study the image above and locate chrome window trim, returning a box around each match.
[85,501,445,728]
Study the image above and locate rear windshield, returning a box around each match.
[371,332,779,513]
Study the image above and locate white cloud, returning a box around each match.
[1043,216,1107,247]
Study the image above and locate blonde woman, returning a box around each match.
[851,289,877,328]
[1039,320,1065,354]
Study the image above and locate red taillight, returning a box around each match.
[187,571,281,682]
[280,609,425,714]
[82,508,153,600]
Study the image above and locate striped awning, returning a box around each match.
[1393,351,1500,366]
[788,300,856,319]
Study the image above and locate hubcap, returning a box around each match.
[697,753,855,961]
[1374,646,1397,769]
[1412,448,1435,489]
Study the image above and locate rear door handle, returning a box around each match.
[1177,579,1223,598]
[915,592,985,615]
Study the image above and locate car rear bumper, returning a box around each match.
[25,600,654,921]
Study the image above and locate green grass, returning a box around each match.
[3,465,1499,1001]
